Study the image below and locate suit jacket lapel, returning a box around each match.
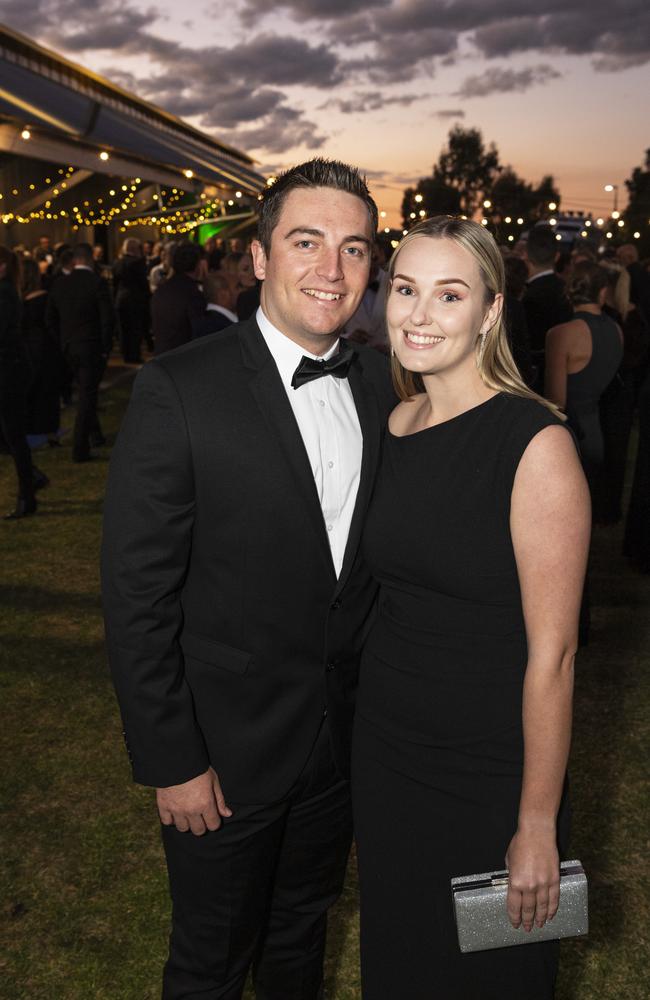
[333,352,381,596]
[240,321,337,581]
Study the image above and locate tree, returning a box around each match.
[435,126,500,217]
[401,174,461,229]
[488,168,561,242]
[623,148,650,255]
[402,126,499,227]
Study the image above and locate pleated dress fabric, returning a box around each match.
[351,392,571,1000]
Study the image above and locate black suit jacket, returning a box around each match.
[191,307,235,339]
[101,318,395,802]
[151,273,206,355]
[522,273,572,353]
[46,268,114,353]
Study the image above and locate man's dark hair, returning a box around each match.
[257,158,378,255]
[73,242,94,266]
[172,241,203,275]
[526,225,558,268]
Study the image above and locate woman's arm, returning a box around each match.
[506,424,591,932]
[544,324,571,408]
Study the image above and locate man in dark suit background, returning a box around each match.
[46,243,113,462]
[191,271,238,339]
[523,225,572,388]
[101,158,394,1000]
[151,242,206,355]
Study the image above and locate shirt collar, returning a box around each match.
[207,303,238,323]
[256,306,339,390]
[527,269,555,284]
[74,264,94,272]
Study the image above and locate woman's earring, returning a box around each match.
[390,347,395,358]
[477,331,487,367]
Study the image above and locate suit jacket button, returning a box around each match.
[326,661,335,671]
[330,599,342,610]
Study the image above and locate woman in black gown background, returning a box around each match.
[351,217,591,999]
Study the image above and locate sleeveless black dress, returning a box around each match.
[351,393,571,1000]
[565,310,622,485]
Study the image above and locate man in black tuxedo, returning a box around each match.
[151,242,206,355]
[522,225,572,388]
[101,158,394,1000]
[46,243,113,461]
[191,272,238,339]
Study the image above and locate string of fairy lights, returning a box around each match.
[1,146,646,240]
[0,138,256,233]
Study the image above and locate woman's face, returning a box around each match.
[387,236,501,379]
[237,253,256,288]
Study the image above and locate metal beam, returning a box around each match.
[0,124,187,188]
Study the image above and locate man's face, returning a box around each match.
[251,186,372,354]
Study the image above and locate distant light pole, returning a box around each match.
[604,184,619,214]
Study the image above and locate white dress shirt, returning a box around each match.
[257,307,362,576]
[207,303,238,324]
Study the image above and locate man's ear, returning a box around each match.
[251,240,267,281]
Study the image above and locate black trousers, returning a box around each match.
[64,344,104,460]
[161,720,352,1000]
[0,376,34,502]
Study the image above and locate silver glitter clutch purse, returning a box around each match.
[451,860,588,953]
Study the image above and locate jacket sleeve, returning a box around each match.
[100,360,209,787]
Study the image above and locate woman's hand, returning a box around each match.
[505,827,560,932]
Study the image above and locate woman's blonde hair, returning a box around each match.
[387,216,564,419]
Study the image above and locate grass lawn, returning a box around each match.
[1,367,649,999]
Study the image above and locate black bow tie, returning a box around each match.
[291,343,356,389]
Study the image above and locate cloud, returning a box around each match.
[456,64,561,99]
[238,0,389,28]
[218,105,327,155]
[1,0,342,155]
[432,109,466,119]
[319,91,426,114]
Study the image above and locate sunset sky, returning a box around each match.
[3,1,649,225]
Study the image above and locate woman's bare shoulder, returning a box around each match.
[388,395,426,436]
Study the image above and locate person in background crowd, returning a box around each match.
[235,250,261,320]
[46,243,113,462]
[344,241,390,353]
[503,253,534,385]
[92,244,107,275]
[220,250,245,300]
[149,241,176,294]
[113,238,150,364]
[21,258,63,451]
[204,235,224,272]
[522,225,572,388]
[618,243,650,328]
[192,272,238,338]
[0,245,41,518]
[143,240,159,274]
[598,260,649,523]
[151,241,206,355]
[624,368,650,573]
[545,261,623,514]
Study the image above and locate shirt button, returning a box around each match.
[319,399,325,407]
[327,524,333,532]
[328,461,334,468]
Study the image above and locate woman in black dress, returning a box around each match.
[351,217,591,999]
[545,261,623,510]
